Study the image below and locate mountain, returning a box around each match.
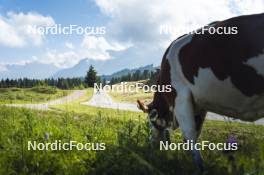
[0,55,160,79]
[0,62,59,79]
[0,44,164,79]
[52,59,106,78]
[101,64,157,81]
[51,58,158,79]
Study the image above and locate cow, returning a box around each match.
[137,13,264,170]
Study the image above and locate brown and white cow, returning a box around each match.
[137,13,264,169]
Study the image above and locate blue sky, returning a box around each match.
[0,0,106,25]
[0,0,263,74]
[0,0,108,64]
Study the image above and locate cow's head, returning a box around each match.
[137,91,178,143]
[137,42,179,142]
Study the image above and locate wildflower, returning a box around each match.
[227,134,237,144]
[45,132,50,140]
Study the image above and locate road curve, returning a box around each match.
[4,90,86,110]
[82,90,264,125]
[81,90,140,112]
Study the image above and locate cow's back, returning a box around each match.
[172,13,264,121]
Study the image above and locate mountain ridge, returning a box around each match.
[0,58,158,80]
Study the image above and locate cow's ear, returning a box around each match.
[137,99,149,113]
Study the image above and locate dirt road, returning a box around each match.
[4,89,264,125]
[82,90,264,125]
[5,90,86,110]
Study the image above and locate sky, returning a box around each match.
[0,0,264,73]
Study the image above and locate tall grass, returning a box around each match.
[0,106,263,175]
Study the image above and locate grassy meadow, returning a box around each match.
[0,86,70,104]
[0,88,263,174]
[109,80,153,104]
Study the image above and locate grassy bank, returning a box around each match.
[0,105,263,175]
[0,86,71,104]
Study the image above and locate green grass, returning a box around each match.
[0,104,264,175]
[0,86,71,104]
[109,80,153,104]
[52,88,139,117]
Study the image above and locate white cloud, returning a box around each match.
[232,0,264,14]
[36,36,129,68]
[65,42,74,49]
[39,49,79,68]
[0,11,55,48]
[95,0,264,47]
[91,0,264,68]
[80,35,129,60]
[2,1,263,71]
[0,17,25,47]
[0,57,38,72]
[0,64,8,72]
[26,0,264,69]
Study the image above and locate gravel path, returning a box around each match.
[82,90,264,125]
[4,90,86,110]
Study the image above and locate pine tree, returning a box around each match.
[85,65,97,87]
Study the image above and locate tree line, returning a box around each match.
[0,65,158,89]
[0,65,102,89]
[0,77,84,89]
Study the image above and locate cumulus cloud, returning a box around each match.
[80,35,130,60]
[65,42,74,49]
[91,0,264,68]
[40,49,79,68]
[2,1,264,71]
[95,0,264,47]
[0,11,54,48]
[36,36,129,68]
[0,17,25,47]
[231,0,264,14]
[0,34,129,69]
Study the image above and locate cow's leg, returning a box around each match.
[195,111,206,138]
[174,90,204,170]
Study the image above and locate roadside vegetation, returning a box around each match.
[0,86,71,104]
[0,104,263,175]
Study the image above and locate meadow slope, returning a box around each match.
[0,88,263,174]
